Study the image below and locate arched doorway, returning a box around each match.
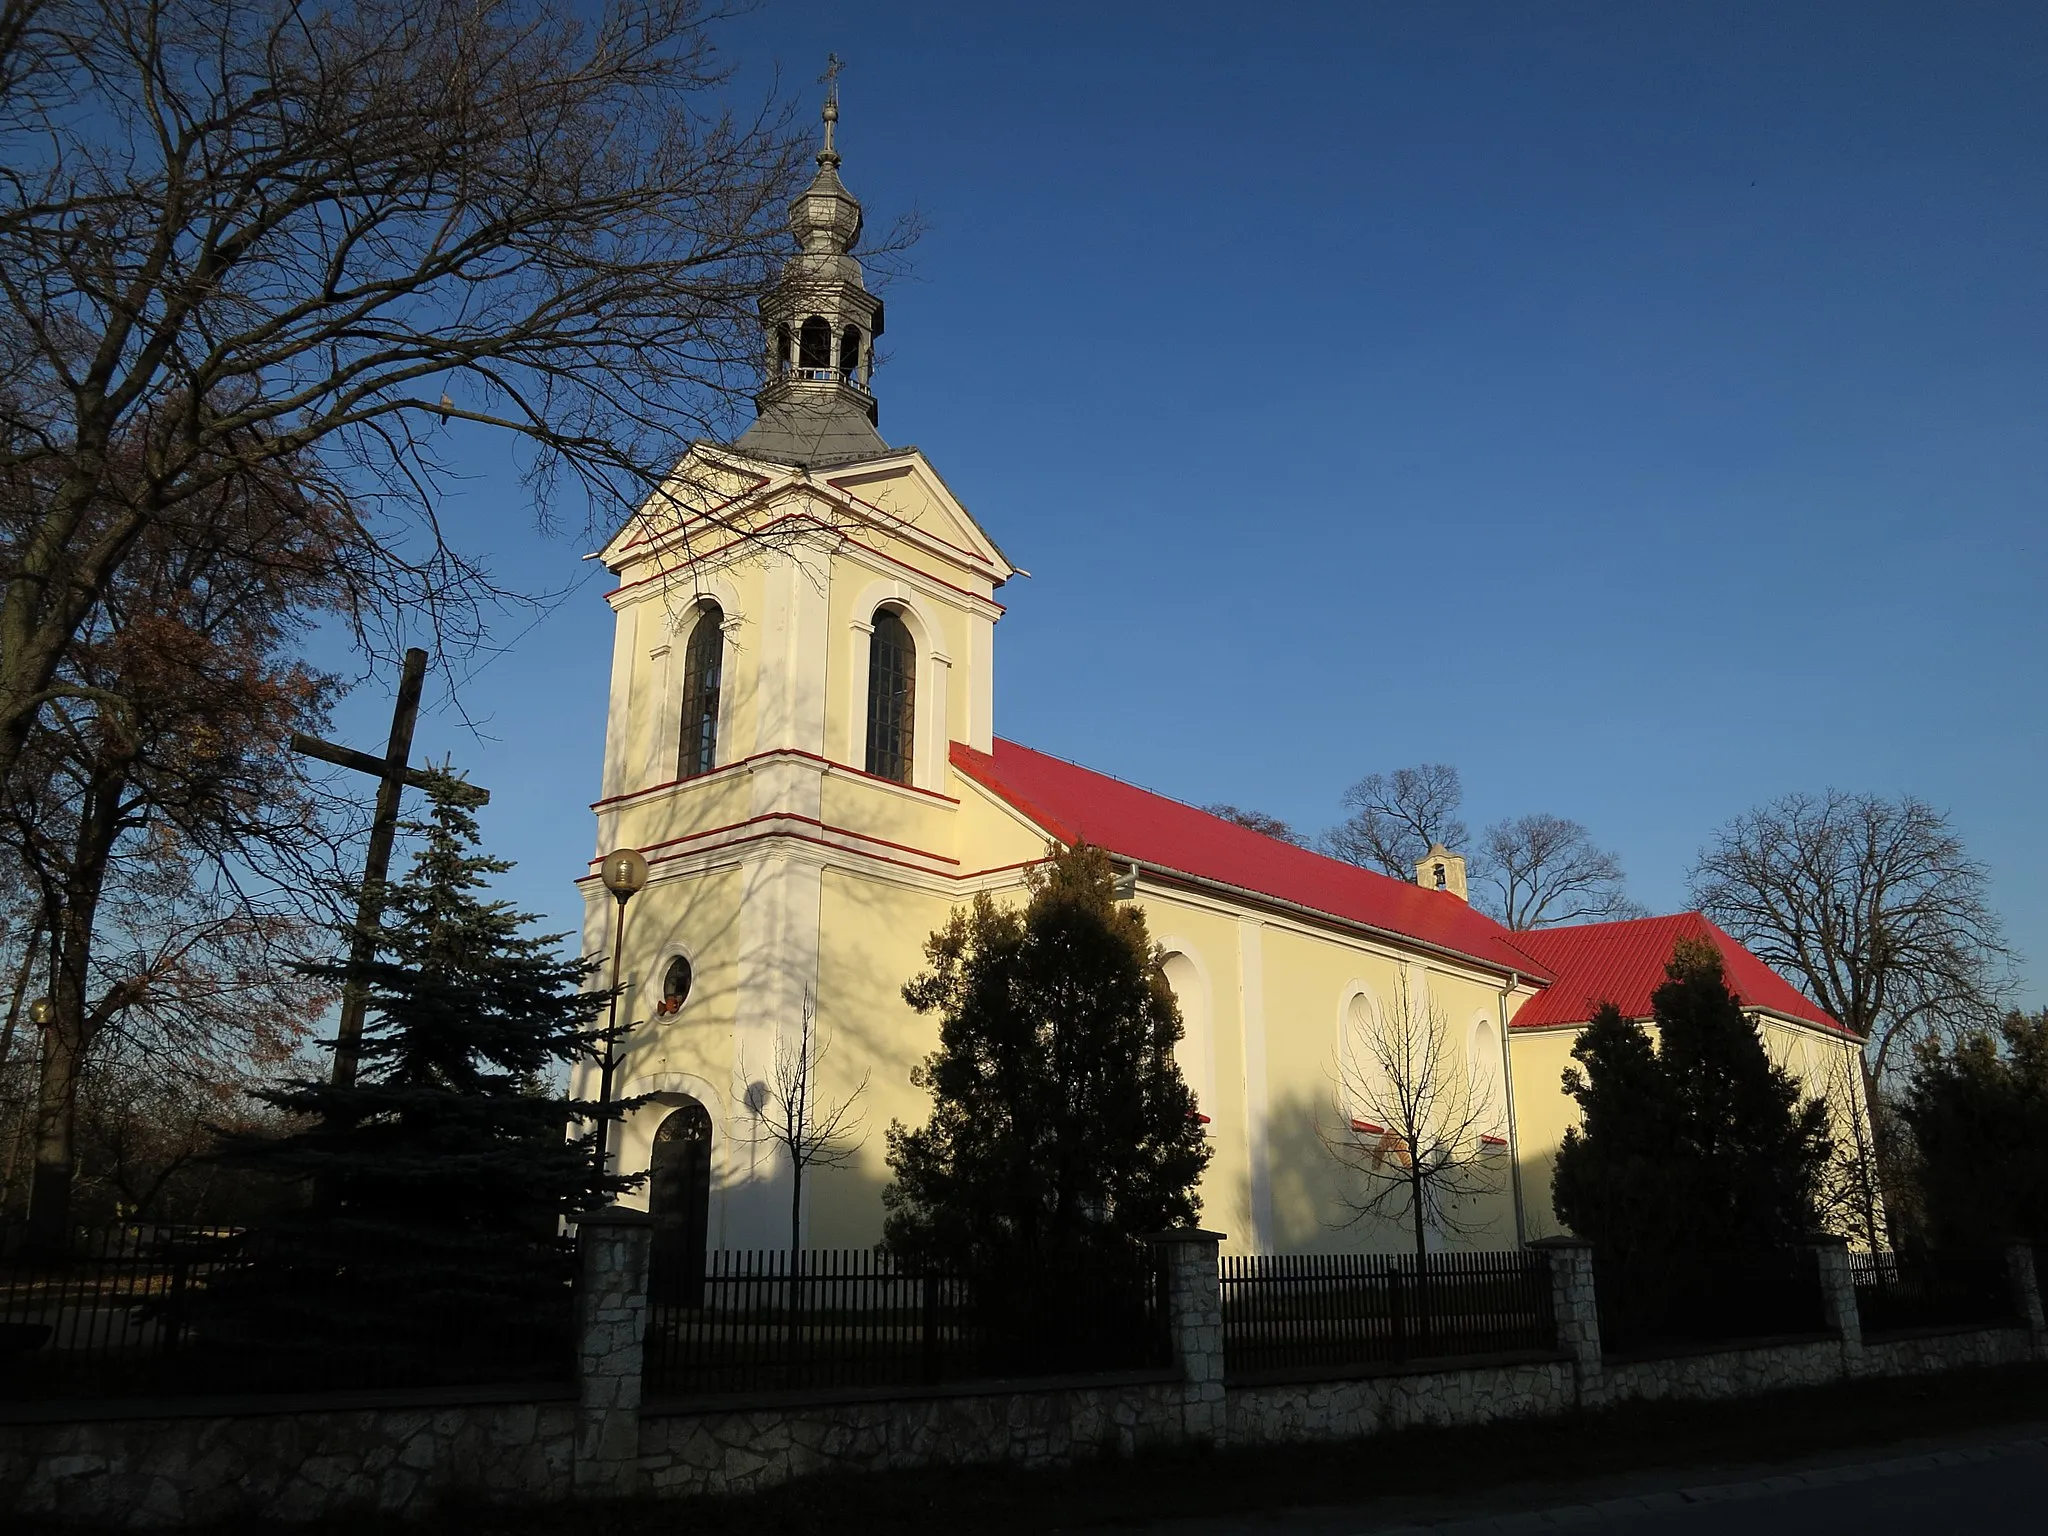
[649,1099,712,1306]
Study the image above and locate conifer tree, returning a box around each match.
[212,776,635,1373]
[1552,937,1833,1259]
[883,844,1210,1268]
[1899,1008,2048,1248]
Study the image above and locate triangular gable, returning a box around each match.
[826,455,1016,583]
[596,443,1017,588]
[595,442,774,572]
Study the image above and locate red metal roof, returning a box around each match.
[1504,913,1849,1035]
[951,739,1550,980]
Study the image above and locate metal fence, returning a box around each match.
[0,1221,574,1399]
[1218,1250,1555,1380]
[643,1246,1172,1398]
[1592,1245,1828,1356]
[1850,1251,2018,1335]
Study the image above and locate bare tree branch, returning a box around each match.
[0,0,841,792]
[1321,971,1506,1261]
[1321,764,1468,880]
[1476,812,1645,930]
[739,988,866,1267]
[1688,790,2016,1083]
[1202,804,1304,847]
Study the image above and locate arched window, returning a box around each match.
[840,325,862,380]
[775,323,793,371]
[1469,1017,1501,1122]
[649,1100,713,1307]
[798,316,832,370]
[1161,952,1213,1122]
[678,603,723,777]
[864,609,916,784]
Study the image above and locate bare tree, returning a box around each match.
[1202,804,1305,846]
[1476,813,1645,930]
[1321,764,1468,879]
[1688,791,2014,1082]
[1322,973,1505,1263]
[3,447,350,1245]
[741,990,867,1273]
[0,0,838,797]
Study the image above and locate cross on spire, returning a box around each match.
[819,53,843,165]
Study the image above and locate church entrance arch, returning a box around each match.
[648,1099,713,1306]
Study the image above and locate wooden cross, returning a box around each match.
[290,647,490,1089]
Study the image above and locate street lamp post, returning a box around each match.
[594,848,649,1179]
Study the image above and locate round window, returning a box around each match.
[657,954,692,1016]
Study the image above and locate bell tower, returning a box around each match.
[735,69,889,466]
[582,70,1017,1249]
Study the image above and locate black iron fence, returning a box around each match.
[1219,1250,1555,1380]
[1850,1251,2018,1335]
[643,1246,1171,1398]
[0,1221,574,1399]
[1592,1245,1828,1356]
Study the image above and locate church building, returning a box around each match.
[571,93,1868,1263]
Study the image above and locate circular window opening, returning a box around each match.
[657,954,693,1016]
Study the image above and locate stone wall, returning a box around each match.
[0,1389,576,1528]
[1859,1325,2038,1379]
[1228,1354,1576,1446]
[1600,1337,1846,1405]
[639,1372,1183,1497]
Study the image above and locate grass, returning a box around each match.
[20,1362,2048,1533]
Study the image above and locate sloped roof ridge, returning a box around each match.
[953,738,1549,980]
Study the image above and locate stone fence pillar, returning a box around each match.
[1528,1237,1601,1403]
[1808,1235,1863,1376]
[2005,1243,2047,1359]
[572,1210,654,1495]
[1145,1229,1228,1450]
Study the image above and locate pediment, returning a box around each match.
[822,455,1016,584]
[597,442,1017,591]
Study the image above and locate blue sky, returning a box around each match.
[318,2,2048,1006]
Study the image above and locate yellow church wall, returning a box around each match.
[590,862,748,1214]
[1506,1027,1582,1240]
[802,865,1003,1248]
[816,771,958,864]
[1255,933,1520,1255]
[598,771,756,864]
[1132,893,1258,1250]
[949,779,1053,873]
[1509,1015,1874,1241]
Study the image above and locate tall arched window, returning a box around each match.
[864,609,916,784]
[678,603,723,777]
[1161,952,1213,1122]
[840,325,862,381]
[798,316,832,370]
[774,323,793,372]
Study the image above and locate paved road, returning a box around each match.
[1138,1430,2048,1536]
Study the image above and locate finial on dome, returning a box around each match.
[819,53,843,169]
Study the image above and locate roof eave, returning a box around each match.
[1108,854,1550,985]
